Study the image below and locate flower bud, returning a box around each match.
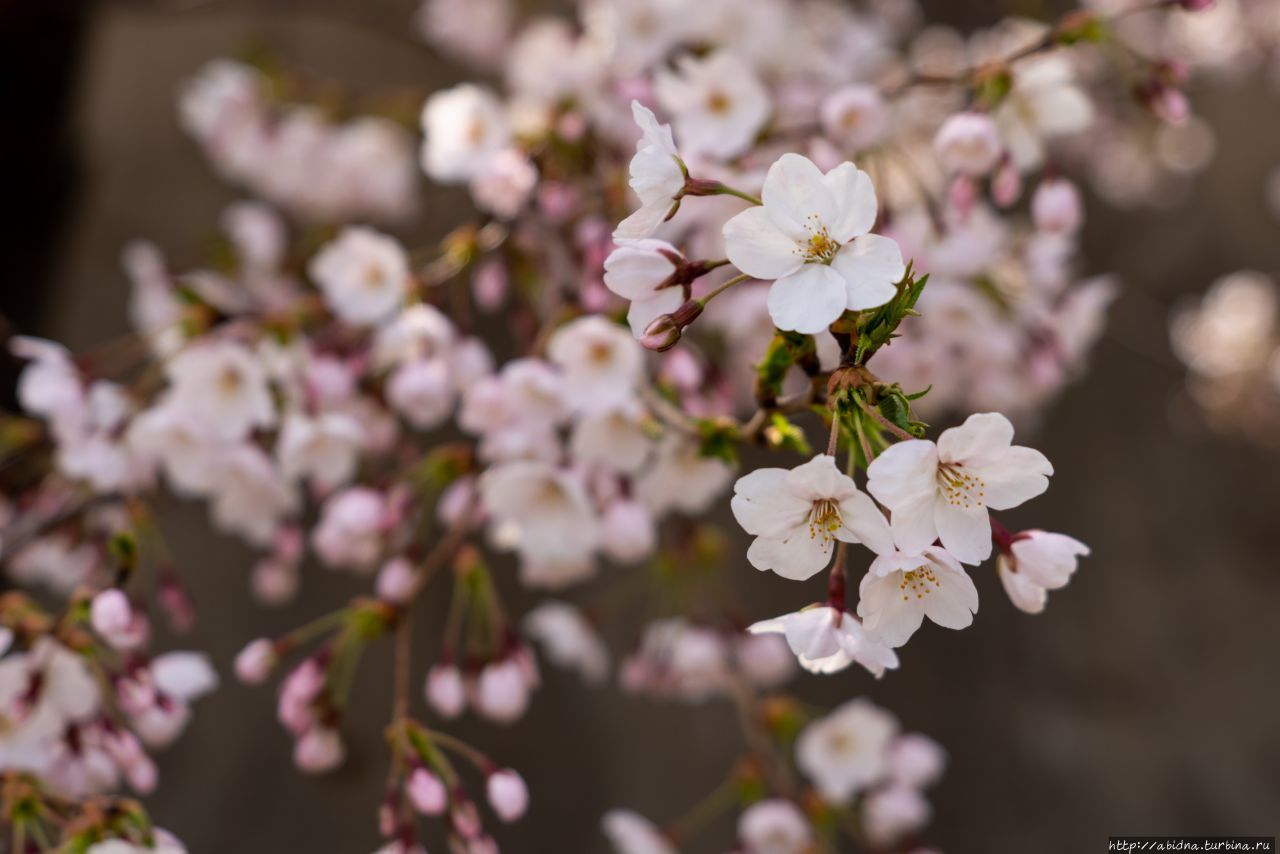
[376,557,416,604]
[486,768,529,822]
[933,112,1002,176]
[1031,178,1083,234]
[408,767,449,815]
[234,638,277,684]
[90,589,148,651]
[991,162,1022,207]
[425,663,466,718]
[640,314,682,351]
[474,658,530,724]
[294,727,346,774]
[451,796,482,839]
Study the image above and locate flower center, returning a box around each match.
[807,498,842,542]
[706,90,732,115]
[899,564,941,601]
[935,462,985,509]
[795,215,840,264]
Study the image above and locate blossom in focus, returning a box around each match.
[856,545,979,647]
[997,529,1089,614]
[731,454,893,581]
[748,605,898,677]
[722,153,905,334]
[866,412,1052,564]
[602,239,687,338]
[613,102,685,242]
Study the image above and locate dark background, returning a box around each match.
[2,0,1278,851]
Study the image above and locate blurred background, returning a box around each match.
[2,0,1278,851]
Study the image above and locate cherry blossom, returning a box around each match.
[997,530,1090,614]
[722,153,905,333]
[856,546,979,647]
[602,239,687,338]
[307,227,409,327]
[866,412,1053,565]
[737,799,812,854]
[655,50,770,159]
[613,102,685,242]
[748,605,898,677]
[796,698,898,804]
[731,454,893,581]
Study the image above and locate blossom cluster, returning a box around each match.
[0,0,1242,850]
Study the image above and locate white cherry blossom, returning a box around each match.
[997,529,1089,614]
[164,340,275,441]
[731,454,893,581]
[738,799,812,854]
[307,227,409,327]
[797,698,898,804]
[602,239,686,338]
[722,153,905,334]
[856,546,979,647]
[655,51,770,160]
[748,605,898,677]
[420,83,511,183]
[547,316,645,412]
[613,102,685,242]
[866,412,1052,565]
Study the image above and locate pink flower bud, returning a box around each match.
[425,663,466,719]
[408,767,449,815]
[471,261,508,313]
[91,589,148,651]
[127,755,158,794]
[1031,178,1083,235]
[234,638,277,684]
[294,727,346,774]
[475,659,530,724]
[946,175,977,219]
[486,768,529,822]
[933,112,1002,176]
[376,557,416,604]
[641,314,681,351]
[451,797,482,839]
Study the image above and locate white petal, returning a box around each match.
[766,266,847,334]
[933,501,991,564]
[761,153,837,241]
[731,469,810,538]
[723,206,804,280]
[823,162,878,242]
[832,234,904,311]
[857,573,925,648]
[936,412,1014,464]
[890,494,940,556]
[835,491,894,555]
[977,446,1053,510]
[746,532,833,581]
[783,454,850,501]
[866,440,937,508]
[625,289,685,338]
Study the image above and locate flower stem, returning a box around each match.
[697,272,751,306]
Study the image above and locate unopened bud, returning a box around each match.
[640,314,682,352]
[486,768,529,822]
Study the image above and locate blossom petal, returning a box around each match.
[835,491,894,555]
[766,266,847,334]
[933,501,991,564]
[866,440,937,508]
[889,494,938,556]
[746,531,833,581]
[936,412,1014,464]
[823,162,878,242]
[977,446,1053,510]
[783,454,850,501]
[723,206,804,280]
[832,234,904,311]
[731,468,810,538]
[625,289,685,338]
[922,565,979,630]
[761,153,837,241]
[857,573,925,648]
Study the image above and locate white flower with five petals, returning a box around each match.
[722,153,905,334]
[866,413,1052,565]
[856,546,979,647]
[731,454,893,581]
